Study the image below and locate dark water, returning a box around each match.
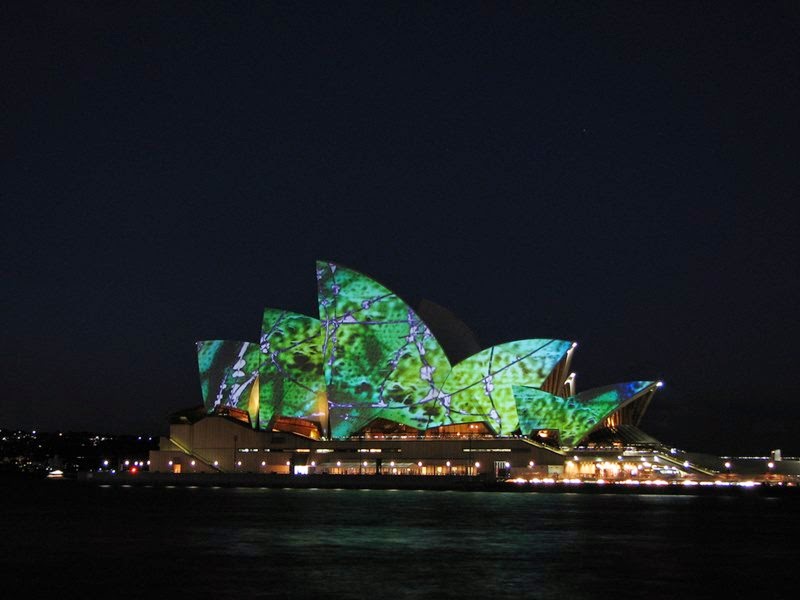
[2,481,798,599]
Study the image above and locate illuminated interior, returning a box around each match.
[271,416,322,440]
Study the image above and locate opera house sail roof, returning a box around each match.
[196,261,659,446]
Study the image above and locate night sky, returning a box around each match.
[4,2,798,455]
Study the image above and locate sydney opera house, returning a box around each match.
[150,261,717,481]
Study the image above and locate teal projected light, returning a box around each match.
[513,381,657,446]
[196,261,658,441]
[196,340,262,426]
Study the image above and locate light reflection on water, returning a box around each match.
[1,483,797,599]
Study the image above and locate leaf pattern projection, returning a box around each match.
[513,381,657,446]
[195,263,654,442]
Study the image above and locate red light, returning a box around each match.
[130,467,138,474]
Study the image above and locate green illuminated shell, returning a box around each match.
[196,340,262,426]
[316,262,571,437]
[440,339,572,434]
[316,261,451,437]
[259,309,327,433]
[195,262,654,442]
[513,381,656,445]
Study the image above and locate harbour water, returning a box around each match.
[2,480,797,598]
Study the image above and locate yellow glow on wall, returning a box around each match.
[248,376,260,426]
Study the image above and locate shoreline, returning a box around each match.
[63,471,800,496]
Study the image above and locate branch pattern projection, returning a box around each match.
[196,340,262,424]
[316,261,452,437]
[258,308,327,434]
[196,262,593,439]
[513,381,657,446]
[316,262,572,437]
